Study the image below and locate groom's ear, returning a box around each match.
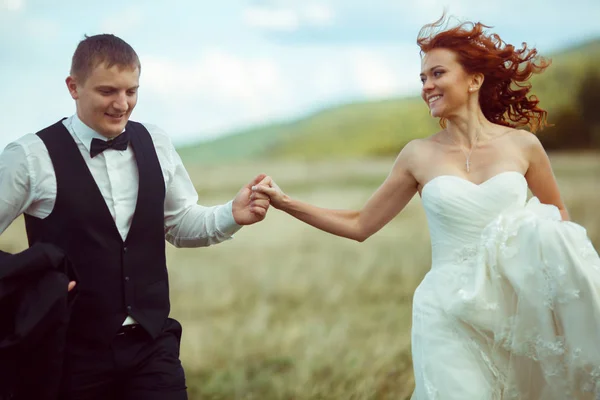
[66,76,80,100]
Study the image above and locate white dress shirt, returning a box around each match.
[0,114,242,324]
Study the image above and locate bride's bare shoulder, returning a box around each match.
[402,131,445,155]
[393,133,444,177]
[497,127,541,145]
[500,128,547,155]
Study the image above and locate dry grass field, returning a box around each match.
[1,153,599,399]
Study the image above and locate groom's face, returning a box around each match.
[66,62,140,138]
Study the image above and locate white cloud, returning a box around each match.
[143,50,284,102]
[242,6,300,31]
[344,45,425,100]
[303,4,335,27]
[243,3,335,31]
[350,50,402,98]
[23,17,61,40]
[99,6,144,35]
[136,49,293,138]
[0,0,23,11]
[136,45,425,140]
[310,61,347,99]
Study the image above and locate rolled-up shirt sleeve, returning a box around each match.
[162,142,242,248]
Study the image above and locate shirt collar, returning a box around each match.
[71,114,126,153]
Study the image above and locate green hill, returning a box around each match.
[178,38,600,165]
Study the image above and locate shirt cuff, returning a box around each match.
[217,200,243,236]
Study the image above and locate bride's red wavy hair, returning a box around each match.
[417,15,551,133]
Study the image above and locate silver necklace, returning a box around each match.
[447,131,479,172]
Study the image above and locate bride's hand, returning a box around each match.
[251,176,288,209]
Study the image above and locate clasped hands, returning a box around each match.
[231,174,286,225]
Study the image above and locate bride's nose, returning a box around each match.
[422,78,435,92]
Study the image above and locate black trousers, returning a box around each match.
[59,318,187,400]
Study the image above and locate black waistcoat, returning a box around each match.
[24,119,169,347]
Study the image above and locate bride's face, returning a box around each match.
[420,48,474,119]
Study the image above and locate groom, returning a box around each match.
[0,34,270,399]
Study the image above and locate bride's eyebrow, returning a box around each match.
[420,65,444,77]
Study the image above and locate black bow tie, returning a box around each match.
[90,131,130,158]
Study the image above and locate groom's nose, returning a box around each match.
[112,93,129,113]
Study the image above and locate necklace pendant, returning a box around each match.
[466,159,471,172]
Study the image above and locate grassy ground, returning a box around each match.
[1,153,599,399]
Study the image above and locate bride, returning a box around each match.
[251,15,600,399]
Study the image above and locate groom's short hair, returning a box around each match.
[70,34,141,83]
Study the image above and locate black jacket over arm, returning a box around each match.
[0,243,77,400]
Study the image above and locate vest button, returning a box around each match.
[123,247,128,253]
[125,276,130,281]
[127,305,132,311]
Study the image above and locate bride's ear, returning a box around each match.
[469,73,484,93]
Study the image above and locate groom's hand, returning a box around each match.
[251,175,287,209]
[232,174,271,225]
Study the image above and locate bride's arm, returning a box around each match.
[524,134,570,221]
[252,141,421,242]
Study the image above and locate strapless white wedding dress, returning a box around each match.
[410,171,600,399]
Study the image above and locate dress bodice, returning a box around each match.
[421,171,527,267]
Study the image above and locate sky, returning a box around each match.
[1,0,599,150]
